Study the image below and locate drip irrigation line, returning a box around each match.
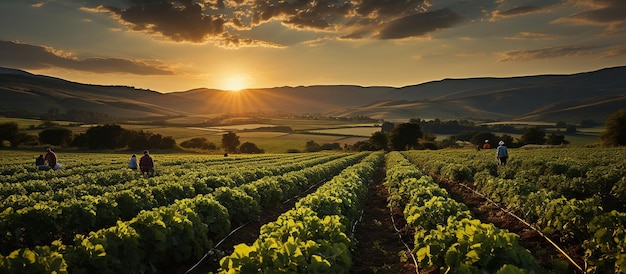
[184,221,250,274]
[389,207,419,274]
[457,182,585,273]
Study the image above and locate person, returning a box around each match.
[496,141,508,165]
[35,154,50,171]
[128,154,138,170]
[483,140,491,149]
[139,150,154,176]
[44,148,57,169]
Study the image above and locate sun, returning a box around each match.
[222,74,249,91]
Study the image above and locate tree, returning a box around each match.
[304,140,321,152]
[369,131,388,150]
[381,121,395,133]
[222,131,240,153]
[85,124,127,149]
[470,132,497,147]
[39,127,73,146]
[601,108,626,146]
[239,142,264,153]
[546,133,569,145]
[520,126,546,145]
[0,122,19,147]
[180,137,217,150]
[388,123,423,151]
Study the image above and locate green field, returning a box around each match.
[2,117,604,153]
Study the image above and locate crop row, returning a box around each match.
[0,153,348,209]
[403,149,626,273]
[0,152,370,273]
[218,151,385,273]
[384,151,541,273]
[0,152,340,199]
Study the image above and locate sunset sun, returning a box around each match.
[222,74,249,91]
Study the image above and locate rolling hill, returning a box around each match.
[1,66,625,124]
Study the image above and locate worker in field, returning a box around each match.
[128,154,138,170]
[496,141,509,165]
[36,154,50,171]
[140,150,154,177]
[483,140,491,149]
[44,148,57,169]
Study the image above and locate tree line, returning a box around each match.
[0,123,264,153]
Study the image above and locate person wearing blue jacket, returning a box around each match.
[496,141,509,165]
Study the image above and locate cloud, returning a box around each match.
[95,1,227,43]
[80,0,480,45]
[556,0,626,32]
[505,32,561,40]
[601,45,626,59]
[491,5,542,20]
[0,40,174,75]
[498,45,601,61]
[377,8,464,39]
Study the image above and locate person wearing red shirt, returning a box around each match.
[44,148,57,168]
[139,150,154,176]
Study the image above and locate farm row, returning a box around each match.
[0,148,624,273]
[403,148,626,273]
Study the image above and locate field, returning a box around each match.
[4,116,603,154]
[1,147,625,273]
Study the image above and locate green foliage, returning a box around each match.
[222,131,240,153]
[601,108,626,146]
[239,142,264,153]
[180,137,217,150]
[38,127,73,146]
[388,122,423,150]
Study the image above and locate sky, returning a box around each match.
[1,0,625,92]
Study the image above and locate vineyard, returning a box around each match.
[0,147,625,273]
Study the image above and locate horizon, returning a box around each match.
[2,64,624,93]
[1,1,625,92]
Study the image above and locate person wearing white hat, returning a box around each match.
[483,139,491,149]
[496,141,508,165]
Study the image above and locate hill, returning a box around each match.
[1,66,625,123]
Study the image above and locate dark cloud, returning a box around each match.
[0,40,174,75]
[494,6,542,18]
[85,0,467,45]
[498,45,601,61]
[99,1,226,42]
[377,8,464,39]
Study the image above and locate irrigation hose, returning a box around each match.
[389,207,420,274]
[457,182,585,273]
[184,222,250,274]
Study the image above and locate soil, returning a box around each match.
[178,166,586,274]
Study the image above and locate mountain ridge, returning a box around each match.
[1,66,625,123]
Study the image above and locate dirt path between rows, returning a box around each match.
[350,167,418,273]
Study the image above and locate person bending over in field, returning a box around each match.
[140,150,154,177]
[44,148,57,169]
